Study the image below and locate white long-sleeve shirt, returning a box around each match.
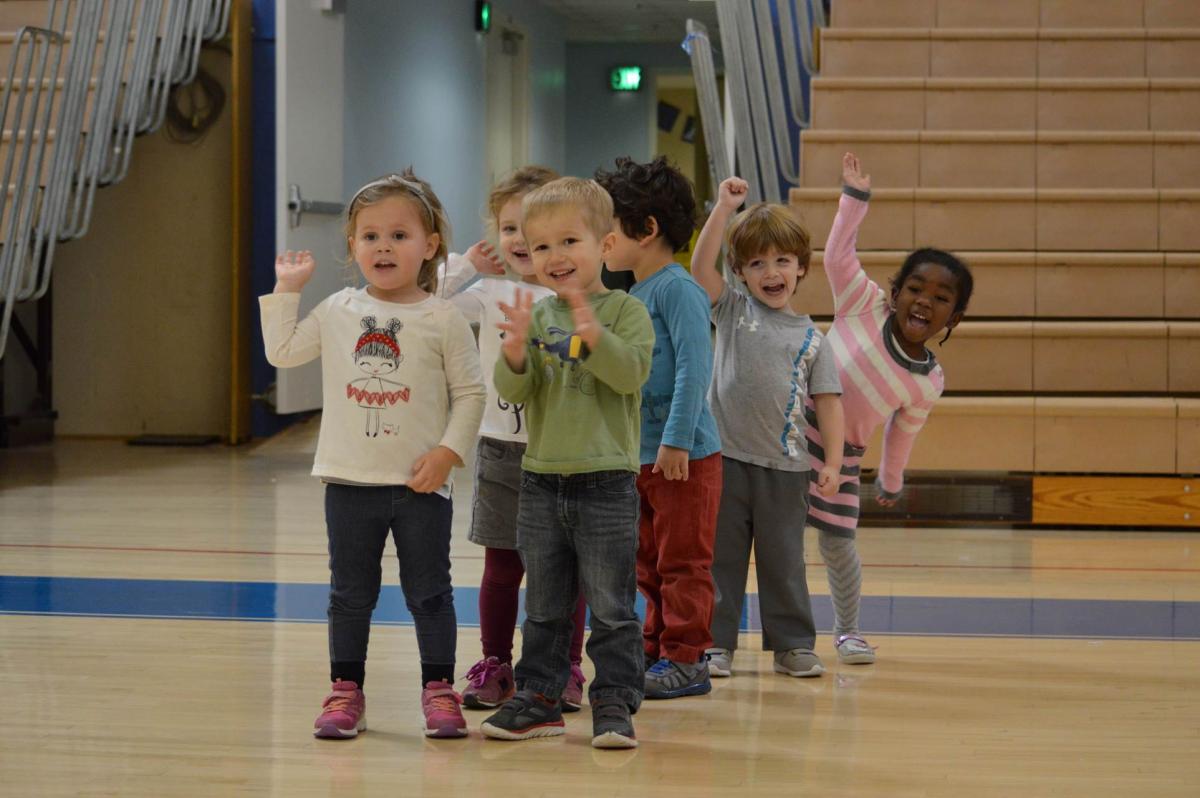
[260,287,485,493]
[438,254,555,441]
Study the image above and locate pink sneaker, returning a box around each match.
[421,681,468,738]
[462,656,516,710]
[562,663,586,712]
[313,680,366,739]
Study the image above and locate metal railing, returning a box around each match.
[0,0,231,359]
[685,0,828,204]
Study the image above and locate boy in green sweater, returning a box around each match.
[481,177,653,749]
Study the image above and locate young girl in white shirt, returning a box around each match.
[438,167,590,712]
[260,170,486,740]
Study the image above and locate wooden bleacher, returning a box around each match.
[790,0,1199,527]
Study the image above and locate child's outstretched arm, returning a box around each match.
[437,241,504,299]
[493,288,541,404]
[875,398,935,506]
[691,177,748,306]
[825,153,885,318]
[568,288,653,395]
[261,250,322,367]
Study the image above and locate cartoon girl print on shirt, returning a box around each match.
[347,316,411,437]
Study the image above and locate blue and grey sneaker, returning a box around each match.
[591,697,638,749]
[480,689,565,741]
[644,657,712,699]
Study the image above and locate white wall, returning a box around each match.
[343,0,566,249]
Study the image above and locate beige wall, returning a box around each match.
[52,50,233,437]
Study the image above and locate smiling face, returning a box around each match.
[734,247,807,310]
[355,354,399,376]
[891,261,963,345]
[349,196,440,303]
[523,206,613,295]
[496,196,535,278]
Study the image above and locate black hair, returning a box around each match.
[890,248,973,344]
[594,156,697,252]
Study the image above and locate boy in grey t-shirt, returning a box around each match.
[689,177,847,679]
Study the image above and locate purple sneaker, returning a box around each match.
[462,656,516,710]
[313,680,366,739]
[562,663,586,712]
[421,681,468,738]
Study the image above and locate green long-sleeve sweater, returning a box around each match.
[493,290,654,474]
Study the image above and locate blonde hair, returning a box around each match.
[345,169,450,294]
[521,177,613,242]
[488,165,559,223]
[725,202,811,286]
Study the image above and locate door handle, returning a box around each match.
[287,183,344,228]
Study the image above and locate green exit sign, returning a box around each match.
[610,66,643,92]
[475,1,491,32]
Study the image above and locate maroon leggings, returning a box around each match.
[480,546,586,665]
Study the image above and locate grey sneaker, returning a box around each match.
[706,648,733,678]
[773,648,825,677]
[644,658,712,699]
[835,634,877,665]
[480,689,565,741]
[591,697,638,749]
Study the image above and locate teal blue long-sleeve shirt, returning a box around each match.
[629,264,721,465]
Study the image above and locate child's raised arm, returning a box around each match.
[691,177,748,306]
[261,250,322,367]
[824,153,884,318]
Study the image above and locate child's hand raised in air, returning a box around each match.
[409,445,460,493]
[497,288,535,370]
[465,240,505,276]
[842,152,871,192]
[717,177,750,212]
[815,465,840,498]
[274,250,316,293]
[564,287,602,349]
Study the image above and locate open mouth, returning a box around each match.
[761,282,787,299]
[905,309,931,334]
[374,260,397,271]
[546,266,576,283]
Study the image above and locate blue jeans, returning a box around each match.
[324,483,456,671]
[514,469,643,711]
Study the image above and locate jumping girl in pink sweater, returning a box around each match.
[807,153,974,665]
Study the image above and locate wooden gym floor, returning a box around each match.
[1,417,1197,797]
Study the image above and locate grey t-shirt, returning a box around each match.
[709,285,842,472]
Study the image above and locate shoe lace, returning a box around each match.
[647,658,674,676]
[323,691,357,713]
[426,690,462,713]
[837,635,877,652]
[465,658,502,688]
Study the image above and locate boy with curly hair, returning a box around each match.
[595,157,722,700]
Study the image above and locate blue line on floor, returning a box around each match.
[1,575,1197,640]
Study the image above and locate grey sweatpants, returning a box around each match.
[710,456,816,652]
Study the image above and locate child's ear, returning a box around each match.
[946,310,964,330]
[640,216,660,246]
[601,231,617,257]
[423,232,441,261]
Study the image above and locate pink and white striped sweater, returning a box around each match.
[818,190,945,498]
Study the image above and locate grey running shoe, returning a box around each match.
[835,634,877,665]
[591,697,638,749]
[706,648,733,678]
[480,689,565,741]
[773,648,825,677]
[644,658,712,699]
